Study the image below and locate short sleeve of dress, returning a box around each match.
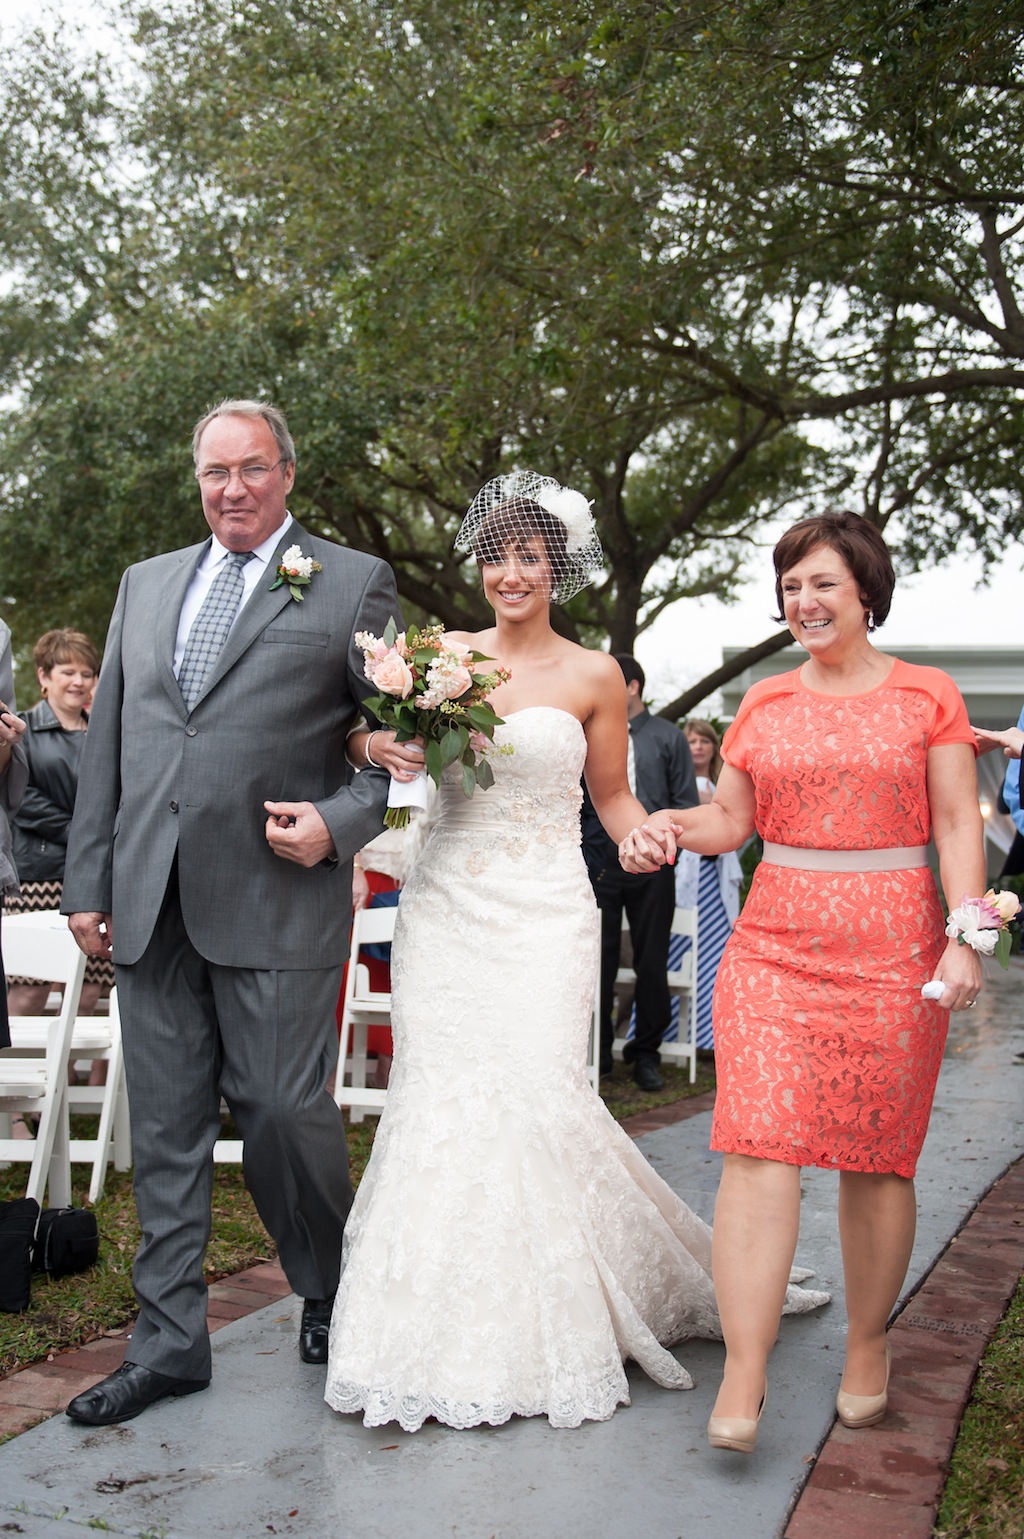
[907,664,977,752]
[721,672,800,773]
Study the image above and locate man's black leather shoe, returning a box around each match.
[299,1296,335,1364]
[66,1362,209,1426]
[634,1059,664,1092]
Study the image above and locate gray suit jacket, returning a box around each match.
[62,522,401,969]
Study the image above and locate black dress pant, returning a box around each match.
[0,924,8,1049]
[590,861,676,1071]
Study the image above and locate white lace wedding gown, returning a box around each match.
[325,708,826,1431]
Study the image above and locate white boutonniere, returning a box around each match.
[271,543,323,602]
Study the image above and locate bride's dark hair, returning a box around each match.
[474,499,570,592]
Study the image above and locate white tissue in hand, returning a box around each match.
[921,980,947,1001]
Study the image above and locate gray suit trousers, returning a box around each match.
[115,863,352,1380]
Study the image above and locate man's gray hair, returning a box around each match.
[192,399,297,468]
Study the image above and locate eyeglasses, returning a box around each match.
[196,458,285,488]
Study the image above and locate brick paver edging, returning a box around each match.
[785,1155,1024,1539]
[0,1259,293,1441]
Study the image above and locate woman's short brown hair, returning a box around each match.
[33,628,100,676]
[772,511,895,630]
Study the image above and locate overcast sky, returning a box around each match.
[637,544,1024,710]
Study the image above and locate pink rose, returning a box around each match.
[441,665,473,700]
[371,653,414,698]
[983,888,1022,924]
[468,729,489,753]
[441,638,474,668]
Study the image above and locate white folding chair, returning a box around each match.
[587,990,601,1092]
[4,915,131,1201]
[660,907,699,1082]
[0,913,87,1206]
[333,905,396,1123]
[611,906,699,1083]
[66,989,131,1202]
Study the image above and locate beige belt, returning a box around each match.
[761,841,929,873]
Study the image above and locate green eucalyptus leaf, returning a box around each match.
[475,756,495,790]
[424,736,443,785]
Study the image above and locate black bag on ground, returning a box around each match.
[0,1197,40,1312]
[33,1206,99,1279]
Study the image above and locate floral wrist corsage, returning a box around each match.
[271,544,323,602]
[945,889,1021,969]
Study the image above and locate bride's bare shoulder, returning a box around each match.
[574,645,625,689]
[449,627,496,651]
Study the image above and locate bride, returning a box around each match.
[326,471,826,1432]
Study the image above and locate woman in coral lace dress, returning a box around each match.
[622,511,984,1454]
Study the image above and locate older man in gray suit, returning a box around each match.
[62,399,400,1425]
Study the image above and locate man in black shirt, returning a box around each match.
[581,656,698,1090]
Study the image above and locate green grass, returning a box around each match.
[934,1272,1024,1539]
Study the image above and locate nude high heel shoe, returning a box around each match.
[707,1384,767,1455]
[836,1344,892,1429]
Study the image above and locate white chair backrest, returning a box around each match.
[0,912,87,1206]
[3,911,85,989]
[350,905,399,950]
[670,907,698,941]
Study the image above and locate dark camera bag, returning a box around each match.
[0,1197,40,1312]
[33,1206,99,1279]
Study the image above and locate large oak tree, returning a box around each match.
[1,1,1020,711]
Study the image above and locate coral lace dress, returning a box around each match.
[711,660,975,1179]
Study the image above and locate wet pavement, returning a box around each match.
[0,963,1021,1539]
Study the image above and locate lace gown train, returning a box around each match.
[325,709,827,1431]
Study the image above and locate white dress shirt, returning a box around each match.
[173,514,293,677]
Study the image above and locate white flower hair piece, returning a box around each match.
[454,468,604,604]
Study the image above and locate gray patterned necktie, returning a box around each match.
[178,551,255,709]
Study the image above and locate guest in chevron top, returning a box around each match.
[6,630,113,1028]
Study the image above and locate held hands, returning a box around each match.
[618,811,682,873]
[68,912,113,961]
[264,801,337,867]
[923,937,984,1013]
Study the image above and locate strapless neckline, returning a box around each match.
[497,705,585,735]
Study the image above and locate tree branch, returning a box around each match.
[656,628,796,721]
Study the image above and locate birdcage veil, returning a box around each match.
[454,469,604,604]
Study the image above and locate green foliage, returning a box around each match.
[0,1,1022,704]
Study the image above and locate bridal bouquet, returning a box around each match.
[356,618,511,828]
[945,889,1022,969]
